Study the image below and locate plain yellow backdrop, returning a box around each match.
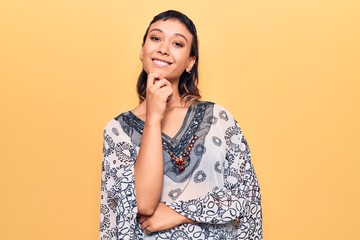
[1,0,359,239]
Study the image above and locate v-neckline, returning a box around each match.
[128,105,195,142]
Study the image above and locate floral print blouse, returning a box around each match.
[100,101,262,239]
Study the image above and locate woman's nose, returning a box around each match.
[157,43,169,56]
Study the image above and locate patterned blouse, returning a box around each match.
[100,101,262,240]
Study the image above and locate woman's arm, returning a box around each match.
[161,112,262,239]
[137,131,260,233]
[100,124,139,239]
[137,110,261,236]
[134,73,173,216]
[138,203,193,233]
[100,130,119,240]
[162,117,262,239]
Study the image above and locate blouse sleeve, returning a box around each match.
[164,110,262,233]
[99,123,141,240]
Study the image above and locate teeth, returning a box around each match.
[153,59,170,65]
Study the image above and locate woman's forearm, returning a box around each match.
[134,120,164,216]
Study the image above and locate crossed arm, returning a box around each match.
[137,203,193,233]
[134,73,193,232]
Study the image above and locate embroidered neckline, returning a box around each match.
[164,134,199,173]
[127,106,193,142]
[121,102,208,173]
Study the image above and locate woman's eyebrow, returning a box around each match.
[149,28,189,43]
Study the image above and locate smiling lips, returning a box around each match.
[152,58,172,66]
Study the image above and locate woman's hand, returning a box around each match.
[145,73,173,124]
[138,202,193,234]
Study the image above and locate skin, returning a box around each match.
[132,19,196,233]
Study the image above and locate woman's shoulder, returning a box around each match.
[103,110,134,137]
[197,101,234,119]
[104,111,127,126]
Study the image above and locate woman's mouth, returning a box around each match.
[152,59,172,66]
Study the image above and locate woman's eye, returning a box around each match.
[173,42,183,47]
[150,36,160,41]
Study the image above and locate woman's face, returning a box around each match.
[140,19,196,82]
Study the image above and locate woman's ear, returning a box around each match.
[186,56,196,73]
[140,44,144,60]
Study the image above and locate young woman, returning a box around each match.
[100,10,262,240]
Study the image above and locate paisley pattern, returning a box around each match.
[212,136,222,146]
[168,188,182,201]
[100,102,262,239]
[193,170,207,183]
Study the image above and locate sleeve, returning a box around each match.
[99,123,142,240]
[164,109,262,235]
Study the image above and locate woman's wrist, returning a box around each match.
[145,113,163,126]
[144,120,162,131]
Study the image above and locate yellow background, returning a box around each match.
[1,0,359,239]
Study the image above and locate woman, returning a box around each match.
[100,10,262,240]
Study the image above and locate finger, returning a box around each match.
[152,78,171,89]
[147,80,172,99]
[141,218,152,234]
[159,87,173,98]
[140,218,150,230]
[144,227,152,235]
[156,87,173,102]
[138,216,147,224]
[167,92,173,102]
[147,73,161,89]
